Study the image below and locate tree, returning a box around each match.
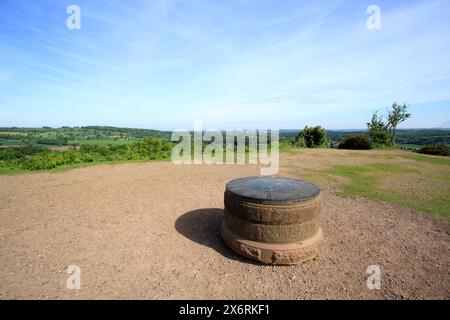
[386,102,411,146]
[367,102,411,146]
[293,134,306,148]
[296,126,327,148]
[366,111,389,145]
[56,134,69,145]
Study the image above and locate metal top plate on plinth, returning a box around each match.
[226,176,320,204]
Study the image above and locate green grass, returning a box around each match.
[0,166,29,175]
[0,132,28,136]
[279,141,299,155]
[324,162,449,220]
[403,153,450,166]
[1,138,139,148]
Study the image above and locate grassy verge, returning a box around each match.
[324,162,449,220]
[280,147,449,220]
[403,153,450,166]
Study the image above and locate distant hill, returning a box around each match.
[1,126,449,148]
[0,126,172,148]
[441,121,450,129]
[0,126,172,140]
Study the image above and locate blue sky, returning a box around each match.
[0,0,449,130]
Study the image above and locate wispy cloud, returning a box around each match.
[0,0,449,129]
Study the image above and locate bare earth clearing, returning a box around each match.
[0,150,449,299]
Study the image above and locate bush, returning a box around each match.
[0,145,44,160]
[338,135,372,150]
[293,135,306,148]
[0,137,175,171]
[417,144,449,156]
[296,126,327,148]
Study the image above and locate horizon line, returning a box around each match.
[1,126,449,131]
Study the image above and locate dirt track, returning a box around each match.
[0,160,449,299]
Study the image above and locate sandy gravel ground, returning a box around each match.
[0,160,449,299]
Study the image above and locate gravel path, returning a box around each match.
[0,161,449,299]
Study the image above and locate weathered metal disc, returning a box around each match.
[226,176,320,204]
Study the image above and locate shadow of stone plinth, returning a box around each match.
[175,208,259,265]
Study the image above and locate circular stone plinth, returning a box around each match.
[221,176,324,265]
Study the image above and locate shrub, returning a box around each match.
[417,144,449,156]
[131,137,172,160]
[0,137,175,171]
[338,135,372,150]
[0,145,44,160]
[20,153,58,170]
[293,135,306,148]
[295,126,327,148]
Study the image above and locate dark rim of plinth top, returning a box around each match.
[225,176,320,204]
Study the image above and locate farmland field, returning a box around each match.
[68,139,137,146]
[0,127,171,146]
[1,127,449,149]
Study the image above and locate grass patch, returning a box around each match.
[324,163,449,220]
[403,153,450,166]
[0,166,29,175]
[0,132,28,136]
